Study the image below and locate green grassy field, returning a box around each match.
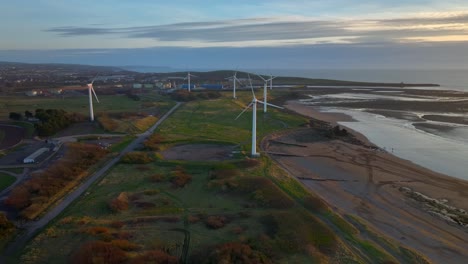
[157,91,307,149]
[0,173,16,192]
[14,92,428,263]
[0,93,171,120]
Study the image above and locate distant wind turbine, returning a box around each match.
[235,74,283,157]
[269,74,276,90]
[87,76,100,122]
[184,72,197,92]
[225,71,241,99]
[256,74,275,113]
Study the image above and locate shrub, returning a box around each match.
[85,226,111,236]
[121,152,153,164]
[109,192,130,212]
[110,221,125,229]
[71,240,128,264]
[188,215,200,224]
[97,113,119,132]
[129,250,178,264]
[170,167,192,188]
[0,212,15,238]
[110,239,140,251]
[143,133,164,150]
[206,242,272,264]
[205,215,228,229]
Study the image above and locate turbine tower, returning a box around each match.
[235,74,283,157]
[226,71,241,99]
[256,74,275,113]
[185,72,197,92]
[87,76,100,122]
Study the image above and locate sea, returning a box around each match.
[277,69,468,181]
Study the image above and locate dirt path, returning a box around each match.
[1,102,182,258]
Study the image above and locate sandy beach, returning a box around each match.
[265,100,468,264]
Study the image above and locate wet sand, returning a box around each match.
[266,101,468,264]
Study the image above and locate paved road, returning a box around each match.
[2,102,181,257]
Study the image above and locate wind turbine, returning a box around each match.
[225,71,241,99]
[184,72,197,92]
[256,74,275,113]
[235,74,283,157]
[269,74,276,90]
[87,76,100,122]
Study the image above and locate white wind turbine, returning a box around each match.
[269,74,276,90]
[184,72,198,92]
[256,74,275,113]
[235,74,283,157]
[87,76,100,122]
[225,71,241,99]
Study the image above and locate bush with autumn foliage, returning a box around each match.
[109,192,130,212]
[120,151,154,164]
[201,242,271,264]
[0,212,15,239]
[4,143,108,219]
[71,240,128,264]
[143,133,164,150]
[170,166,192,188]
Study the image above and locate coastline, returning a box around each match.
[266,100,468,263]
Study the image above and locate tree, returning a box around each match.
[9,112,22,120]
[24,110,33,118]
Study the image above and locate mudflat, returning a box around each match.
[265,101,468,264]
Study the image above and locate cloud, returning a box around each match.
[45,12,468,47]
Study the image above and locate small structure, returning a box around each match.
[23,148,49,164]
[201,84,224,90]
[133,83,143,89]
[180,84,196,90]
[25,90,38,96]
[143,84,154,89]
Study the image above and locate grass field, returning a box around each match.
[14,91,427,263]
[157,91,307,150]
[0,93,170,120]
[0,173,16,192]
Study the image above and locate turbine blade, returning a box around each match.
[257,100,283,109]
[256,74,266,81]
[91,74,99,84]
[91,87,100,103]
[235,102,253,120]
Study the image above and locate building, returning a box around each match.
[25,90,38,96]
[23,148,49,164]
[133,83,143,89]
[200,84,224,90]
[180,84,196,90]
[143,84,154,89]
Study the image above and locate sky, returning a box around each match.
[1,0,468,69]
